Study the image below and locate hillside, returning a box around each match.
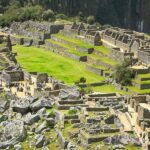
[0,0,150,33]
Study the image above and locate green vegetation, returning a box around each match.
[42,9,55,21]
[55,33,110,55]
[0,1,43,26]
[13,45,105,84]
[68,109,77,115]
[85,85,126,94]
[133,79,150,84]
[128,86,150,94]
[87,15,95,25]
[47,39,84,56]
[138,73,150,78]
[113,60,134,86]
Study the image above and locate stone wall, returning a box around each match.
[11,36,44,46]
[45,41,87,62]
[86,65,104,76]
[138,50,150,65]
[76,47,94,54]
[56,129,69,149]
[50,24,64,34]
[109,48,134,62]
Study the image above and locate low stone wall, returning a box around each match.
[88,93,116,98]
[50,24,64,34]
[32,39,44,46]
[133,68,150,74]
[51,35,77,47]
[80,130,108,144]
[139,77,150,81]
[23,38,33,46]
[59,30,76,39]
[56,129,69,149]
[64,115,78,120]
[45,41,67,53]
[78,82,105,88]
[11,37,24,45]
[58,100,83,105]
[45,41,87,62]
[133,82,150,90]
[86,65,104,76]
[55,101,88,110]
[63,51,87,62]
[11,36,44,46]
[109,48,134,62]
[87,57,112,69]
[76,46,94,54]
[86,107,109,111]
[93,49,107,57]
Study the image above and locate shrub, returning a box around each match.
[87,15,95,25]
[80,77,86,83]
[56,13,68,20]
[0,5,43,27]
[0,37,4,44]
[113,60,134,86]
[42,9,55,21]
[68,109,77,115]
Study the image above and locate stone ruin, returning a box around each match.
[0,22,150,149]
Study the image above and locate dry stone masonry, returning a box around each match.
[0,21,150,149]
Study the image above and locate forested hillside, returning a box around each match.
[0,0,150,33]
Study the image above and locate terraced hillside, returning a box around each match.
[13,29,150,95]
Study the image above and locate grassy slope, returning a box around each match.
[13,45,105,84]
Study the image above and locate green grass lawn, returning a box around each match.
[13,45,105,84]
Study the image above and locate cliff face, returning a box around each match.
[42,0,150,33]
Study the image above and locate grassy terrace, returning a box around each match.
[0,43,5,48]
[89,85,126,94]
[13,45,105,84]
[138,73,150,78]
[128,86,150,94]
[14,35,33,39]
[51,34,118,66]
[55,33,110,55]
[133,79,150,84]
[46,39,85,56]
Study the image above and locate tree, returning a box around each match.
[42,9,55,21]
[113,60,134,86]
[87,15,95,25]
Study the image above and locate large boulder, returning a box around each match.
[0,99,9,113]
[30,98,52,112]
[0,120,26,149]
[35,134,46,148]
[14,144,22,150]
[24,113,40,125]
[59,86,80,100]
[11,99,30,115]
[35,122,47,134]
[36,107,47,118]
